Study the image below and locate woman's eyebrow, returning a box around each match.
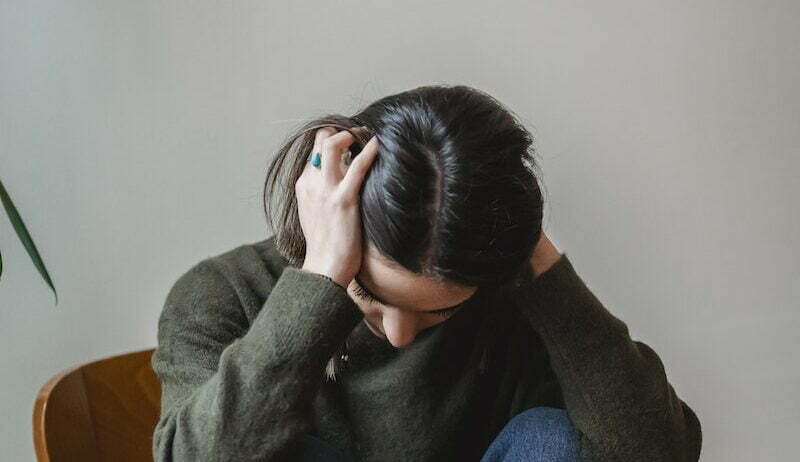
[353,275,466,313]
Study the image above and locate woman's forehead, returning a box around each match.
[358,247,477,311]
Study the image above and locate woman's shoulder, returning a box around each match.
[163,235,293,325]
[205,234,289,275]
[199,234,293,296]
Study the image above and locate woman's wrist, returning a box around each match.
[301,263,349,289]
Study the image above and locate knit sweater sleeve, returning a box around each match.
[510,252,703,462]
[150,258,363,462]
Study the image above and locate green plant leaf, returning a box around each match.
[0,179,58,305]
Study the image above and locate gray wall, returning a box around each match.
[2,1,797,460]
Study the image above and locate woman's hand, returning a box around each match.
[530,231,562,278]
[296,126,379,289]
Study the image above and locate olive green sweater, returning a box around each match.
[151,235,702,461]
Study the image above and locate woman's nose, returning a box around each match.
[381,315,420,348]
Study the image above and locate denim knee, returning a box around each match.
[480,407,583,462]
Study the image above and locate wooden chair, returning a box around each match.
[33,348,161,462]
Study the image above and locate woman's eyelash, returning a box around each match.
[353,285,378,303]
[354,284,459,318]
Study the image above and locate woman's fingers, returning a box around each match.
[313,126,338,148]
[318,128,365,183]
[299,126,375,200]
[341,136,379,198]
[299,127,336,181]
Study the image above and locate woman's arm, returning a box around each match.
[150,259,363,462]
[511,233,702,461]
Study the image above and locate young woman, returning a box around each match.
[151,85,702,461]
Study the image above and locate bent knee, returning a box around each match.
[508,407,577,436]
[481,407,583,462]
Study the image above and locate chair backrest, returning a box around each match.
[33,348,161,462]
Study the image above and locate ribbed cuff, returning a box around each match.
[313,272,347,290]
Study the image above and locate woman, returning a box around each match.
[151,85,702,461]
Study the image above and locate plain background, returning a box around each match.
[2,1,798,460]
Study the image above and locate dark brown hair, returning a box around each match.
[262,84,548,290]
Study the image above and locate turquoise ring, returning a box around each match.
[310,152,322,168]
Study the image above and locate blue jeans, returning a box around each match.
[293,407,582,461]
